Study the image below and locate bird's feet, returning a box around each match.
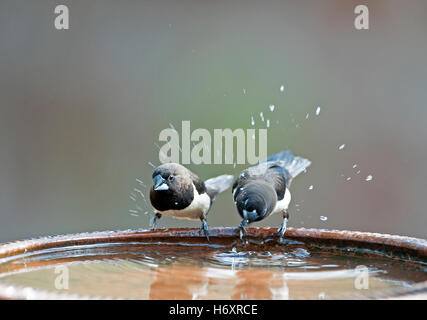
[151,213,162,230]
[277,217,288,242]
[199,218,210,242]
[238,219,249,241]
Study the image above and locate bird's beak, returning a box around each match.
[243,209,257,221]
[153,175,169,191]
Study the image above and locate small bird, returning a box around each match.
[232,150,311,240]
[149,163,233,240]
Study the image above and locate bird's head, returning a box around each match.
[234,181,276,223]
[151,163,188,194]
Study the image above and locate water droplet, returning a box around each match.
[338,144,345,150]
[352,164,357,168]
[251,116,255,126]
[148,162,155,168]
[320,216,328,221]
[365,175,373,181]
[243,88,246,95]
[356,170,361,174]
[269,104,275,112]
[280,85,285,92]
[233,163,237,168]
[346,177,351,181]
[316,106,321,116]
[136,178,146,187]
[305,113,310,119]
[308,185,314,190]
[266,119,270,128]
[252,134,255,140]
[260,112,264,122]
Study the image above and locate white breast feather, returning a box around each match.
[156,184,211,221]
[272,188,291,215]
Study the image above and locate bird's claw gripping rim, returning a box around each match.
[277,217,288,242]
[151,213,161,230]
[238,219,249,241]
[199,219,210,242]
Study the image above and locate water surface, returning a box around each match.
[0,239,425,299]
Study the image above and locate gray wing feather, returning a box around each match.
[205,174,234,200]
[256,150,311,187]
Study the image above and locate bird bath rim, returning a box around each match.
[0,227,425,300]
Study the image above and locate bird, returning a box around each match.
[232,150,311,241]
[149,163,234,240]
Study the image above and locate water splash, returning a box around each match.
[136,178,146,188]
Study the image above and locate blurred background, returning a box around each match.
[0,0,426,242]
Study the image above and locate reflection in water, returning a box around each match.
[0,241,424,299]
[149,263,208,300]
[231,270,288,300]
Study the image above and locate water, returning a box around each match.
[0,240,424,299]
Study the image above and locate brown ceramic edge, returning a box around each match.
[0,227,426,259]
[0,227,426,300]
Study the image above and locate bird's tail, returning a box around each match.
[265,150,311,180]
[205,174,234,200]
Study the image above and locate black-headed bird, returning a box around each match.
[150,163,233,240]
[232,150,311,240]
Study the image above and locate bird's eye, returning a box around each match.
[168,175,175,181]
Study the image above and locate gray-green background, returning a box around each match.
[1,0,426,242]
